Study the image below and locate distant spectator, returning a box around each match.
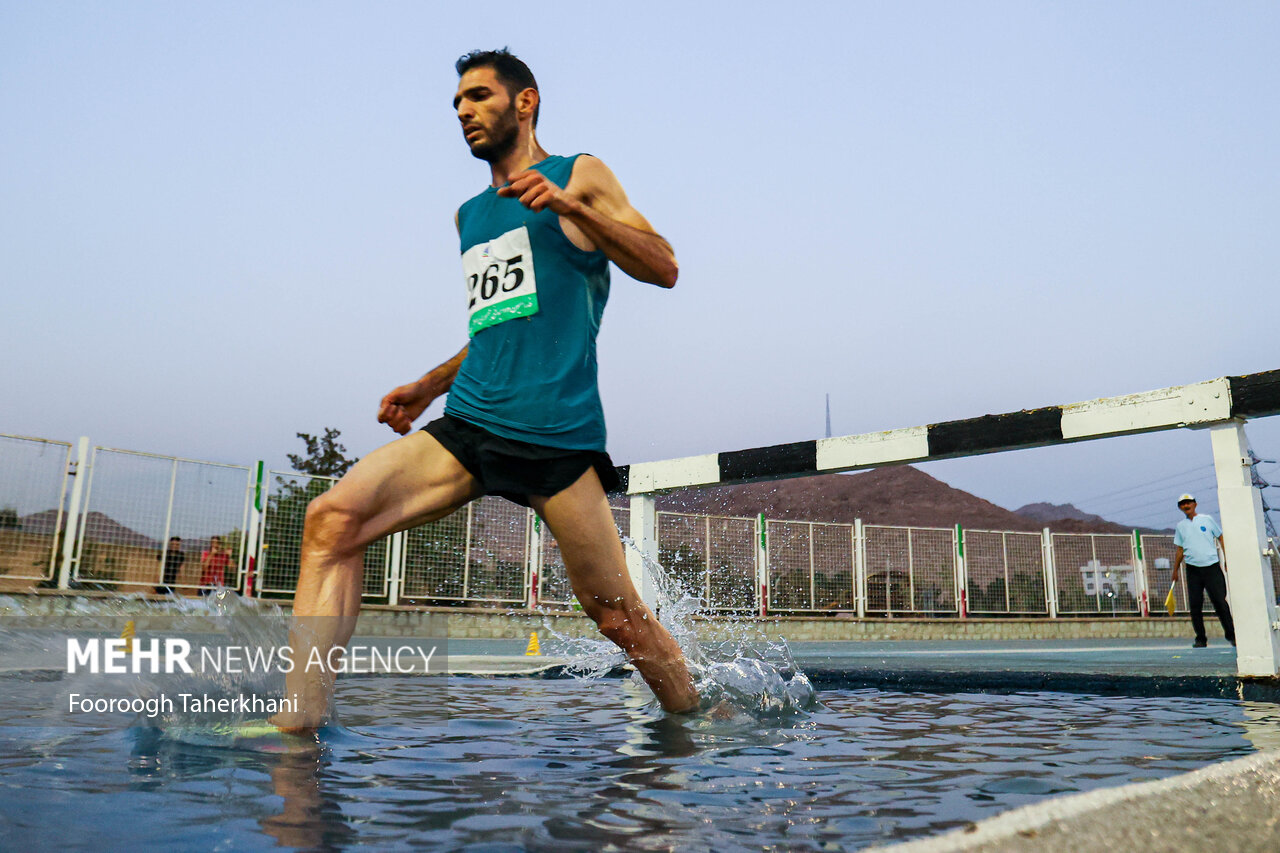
[154,536,185,595]
[1173,494,1235,648]
[198,536,232,595]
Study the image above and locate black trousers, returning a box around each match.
[1186,562,1234,643]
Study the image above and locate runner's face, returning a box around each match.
[454,67,520,162]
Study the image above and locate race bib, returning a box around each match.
[462,226,539,336]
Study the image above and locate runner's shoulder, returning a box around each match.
[566,154,625,202]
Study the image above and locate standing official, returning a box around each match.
[1173,493,1235,648]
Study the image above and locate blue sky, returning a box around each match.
[3,1,1278,530]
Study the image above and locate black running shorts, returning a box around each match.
[423,415,621,507]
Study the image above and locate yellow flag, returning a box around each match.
[1164,583,1177,617]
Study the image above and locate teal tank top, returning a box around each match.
[445,154,612,450]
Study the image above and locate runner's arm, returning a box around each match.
[567,157,677,287]
[500,156,678,288]
[378,345,469,435]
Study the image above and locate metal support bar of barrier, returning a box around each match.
[1210,421,1280,676]
[627,495,658,611]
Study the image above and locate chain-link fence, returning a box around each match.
[537,515,575,607]
[1140,534,1188,614]
[257,470,389,598]
[538,504,631,609]
[765,520,855,613]
[402,504,472,602]
[863,525,959,615]
[402,497,530,605]
[73,448,252,593]
[707,515,757,610]
[656,512,757,612]
[464,497,529,604]
[13,432,1280,620]
[964,529,1049,615]
[0,434,72,583]
[1053,533,1141,615]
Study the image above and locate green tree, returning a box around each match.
[0,506,20,530]
[288,428,359,477]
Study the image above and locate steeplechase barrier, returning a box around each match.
[619,370,1280,677]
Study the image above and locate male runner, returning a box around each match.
[273,49,698,730]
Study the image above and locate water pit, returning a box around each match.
[2,591,1277,851]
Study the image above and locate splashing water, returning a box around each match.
[532,539,815,717]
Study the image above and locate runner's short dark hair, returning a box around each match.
[455,48,540,126]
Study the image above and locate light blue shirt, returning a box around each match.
[1174,513,1222,567]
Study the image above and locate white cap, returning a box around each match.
[1177,493,1196,504]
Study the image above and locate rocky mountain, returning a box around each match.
[1013,502,1172,535]
[19,510,159,549]
[651,465,1139,533]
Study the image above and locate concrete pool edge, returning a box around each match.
[874,748,1280,853]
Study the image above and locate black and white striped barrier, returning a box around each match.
[616,369,1280,493]
[618,369,1280,677]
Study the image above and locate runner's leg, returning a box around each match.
[274,431,481,730]
[530,468,699,713]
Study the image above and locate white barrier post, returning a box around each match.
[57,437,90,590]
[1043,528,1059,619]
[755,513,768,617]
[854,518,866,618]
[1210,421,1280,676]
[387,532,404,606]
[627,495,658,611]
